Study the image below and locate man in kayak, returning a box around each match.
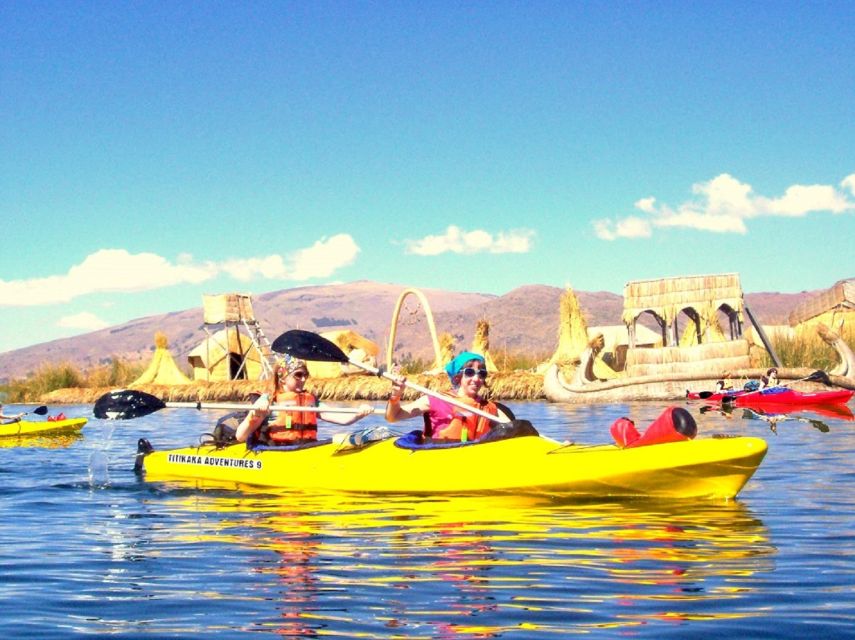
[0,404,24,424]
[385,351,499,442]
[235,355,374,445]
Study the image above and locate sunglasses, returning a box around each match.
[291,372,309,380]
[462,367,488,379]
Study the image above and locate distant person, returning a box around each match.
[235,356,374,445]
[760,367,779,389]
[385,351,499,442]
[0,404,24,424]
[714,380,734,393]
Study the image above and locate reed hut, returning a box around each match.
[621,273,751,377]
[131,332,192,386]
[187,328,265,381]
[788,278,855,334]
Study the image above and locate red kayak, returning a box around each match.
[687,387,853,406]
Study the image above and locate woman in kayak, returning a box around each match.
[235,355,374,445]
[385,351,499,442]
[760,367,779,389]
[0,404,24,424]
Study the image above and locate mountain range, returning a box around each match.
[0,280,821,382]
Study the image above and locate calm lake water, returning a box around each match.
[1,399,854,639]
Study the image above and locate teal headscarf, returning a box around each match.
[445,351,486,384]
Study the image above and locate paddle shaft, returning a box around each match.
[345,358,510,424]
[161,401,384,414]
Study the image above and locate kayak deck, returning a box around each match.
[0,417,88,438]
[139,434,768,500]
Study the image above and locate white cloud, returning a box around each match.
[289,234,361,280]
[220,255,288,281]
[404,225,534,256]
[634,197,657,213]
[593,217,651,240]
[56,312,109,331]
[595,173,855,241]
[0,249,217,306]
[0,235,361,307]
[756,184,851,216]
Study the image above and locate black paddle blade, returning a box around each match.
[495,402,516,421]
[93,390,166,420]
[806,370,833,386]
[697,391,715,399]
[808,419,830,433]
[32,405,48,416]
[270,330,348,363]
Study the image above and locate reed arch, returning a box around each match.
[386,288,443,370]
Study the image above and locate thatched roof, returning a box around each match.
[788,278,855,326]
[131,333,192,386]
[622,273,744,325]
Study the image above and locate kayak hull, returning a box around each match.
[139,434,768,500]
[0,417,88,438]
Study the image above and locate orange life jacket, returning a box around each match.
[430,394,497,442]
[267,391,318,443]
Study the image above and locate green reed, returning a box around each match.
[753,324,855,370]
[0,357,145,402]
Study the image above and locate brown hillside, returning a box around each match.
[0,280,824,381]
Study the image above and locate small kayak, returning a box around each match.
[0,417,88,438]
[135,430,768,500]
[687,387,854,406]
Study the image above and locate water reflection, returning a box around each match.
[699,402,842,435]
[0,432,84,449]
[159,489,775,636]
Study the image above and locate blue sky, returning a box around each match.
[1,1,853,354]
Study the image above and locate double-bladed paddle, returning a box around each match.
[271,329,512,425]
[1,405,48,421]
[93,389,383,421]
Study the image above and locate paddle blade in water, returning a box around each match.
[93,390,166,420]
[271,330,348,363]
[32,405,49,416]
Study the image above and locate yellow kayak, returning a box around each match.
[137,432,767,500]
[0,417,88,438]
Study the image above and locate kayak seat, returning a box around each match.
[394,420,540,450]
